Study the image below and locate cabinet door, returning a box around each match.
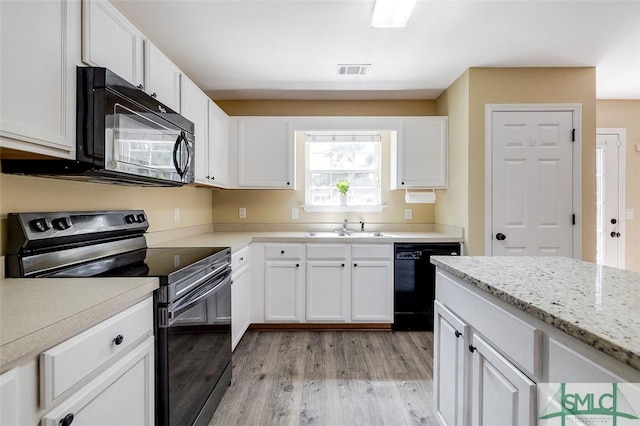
[208,100,230,187]
[180,75,210,184]
[0,0,79,158]
[306,261,350,322]
[264,261,304,322]
[81,0,144,88]
[237,118,294,188]
[351,260,393,322]
[144,41,181,112]
[470,334,536,426]
[0,368,19,426]
[434,301,468,426]
[232,268,251,350]
[391,117,448,189]
[41,336,154,426]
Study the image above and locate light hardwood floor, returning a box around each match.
[208,330,436,426]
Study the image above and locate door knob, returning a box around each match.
[495,233,506,241]
[610,231,621,238]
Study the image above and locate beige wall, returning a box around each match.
[211,100,438,225]
[0,173,213,255]
[434,71,470,248]
[433,67,597,259]
[596,100,640,272]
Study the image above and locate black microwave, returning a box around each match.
[2,67,195,187]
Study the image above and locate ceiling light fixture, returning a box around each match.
[371,0,418,28]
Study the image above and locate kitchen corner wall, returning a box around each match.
[211,100,437,225]
[435,67,597,261]
[0,173,213,255]
[596,100,640,272]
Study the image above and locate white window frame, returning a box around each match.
[304,131,383,212]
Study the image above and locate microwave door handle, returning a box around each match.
[181,136,191,176]
[173,132,184,178]
[168,274,230,321]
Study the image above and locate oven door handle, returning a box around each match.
[168,273,230,320]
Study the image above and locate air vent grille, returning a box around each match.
[337,64,370,75]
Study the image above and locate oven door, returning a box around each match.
[156,271,231,426]
[103,91,194,184]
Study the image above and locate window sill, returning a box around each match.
[302,205,385,213]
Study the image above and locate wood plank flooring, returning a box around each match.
[208,330,436,426]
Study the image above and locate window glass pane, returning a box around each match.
[306,133,381,207]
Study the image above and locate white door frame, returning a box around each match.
[596,127,626,268]
[484,103,583,258]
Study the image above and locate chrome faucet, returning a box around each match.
[342,219,348,232]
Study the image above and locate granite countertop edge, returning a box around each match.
[431,258,640,372]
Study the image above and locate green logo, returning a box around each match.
[540,383,639,426]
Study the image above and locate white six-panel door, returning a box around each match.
[491,110,574,257]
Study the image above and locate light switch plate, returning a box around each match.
[405,209,412,220]
[291,208,299,220]
[239,207,246,219]
[173,208,180,223]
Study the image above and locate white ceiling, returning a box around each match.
[112,0,640,100]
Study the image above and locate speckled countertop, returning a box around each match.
[431,256,640,371]
[0,277,158,372]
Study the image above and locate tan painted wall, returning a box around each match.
[434,71,470,247]
[0,173,213,255]
[466,67,597,259]
[211,100,438,224]
[596,100,640,272]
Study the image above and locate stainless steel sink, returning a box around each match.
[305,231,388,238]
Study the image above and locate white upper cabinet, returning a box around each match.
[391,117,448,189]
[180,75,210,184]
[0,0,80,158]
[144,40,181,112]
[235,118,295,188]
[208,100,230,187]
[81,0,144,88]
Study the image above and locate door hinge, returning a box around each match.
[571,129,575,142]
[572,214,576,225]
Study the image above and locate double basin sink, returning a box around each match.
[305,231,390,238]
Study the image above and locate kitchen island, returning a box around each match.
[430,256,640,426]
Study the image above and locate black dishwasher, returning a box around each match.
[393,243,461,331]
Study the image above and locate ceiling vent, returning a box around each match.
[337,64,370,76]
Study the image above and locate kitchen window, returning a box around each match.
[305,131,382,211]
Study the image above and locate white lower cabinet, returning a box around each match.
[469,334,535,426]
[263,244,305,322]
[0,368,20,425]
[40,336,154,426]
[260,243,392,324]
[306,260,350,322]
[434,269,640,426]
[434,301,468,426]
[232,266,251,349]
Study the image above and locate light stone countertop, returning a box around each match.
[0,277,158,372]
[430,256,640,371]
[150,230,463,251]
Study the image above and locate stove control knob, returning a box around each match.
[29,218,51,233]
[52,217,72,230]
[136,213,146,223]
[124,214,136,224]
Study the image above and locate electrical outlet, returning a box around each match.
[239,207,246,219]
[173,208,180,223]
[627,208,635,220]
[291,208,299,220]
[405,209,412,220]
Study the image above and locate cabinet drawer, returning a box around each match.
[351,244,392,260]
[40,297,153,407]
[232,246,250,274]
[265,244,303,260]
[306,244,348,260]
[436,271,541,379]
